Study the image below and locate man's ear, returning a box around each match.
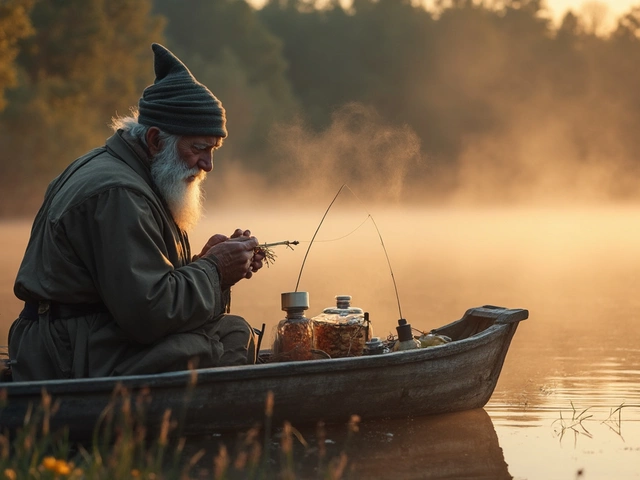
[145,127,162,156]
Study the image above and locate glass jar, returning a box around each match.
[273,292,314,361]
[312,295,372,358]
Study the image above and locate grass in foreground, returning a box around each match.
[0,385,359,480]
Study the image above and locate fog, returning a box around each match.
[449,87,639,205]
[208,61,640,207]
[3,4,640,477]
[4,202,640,346]
[4,70,640,344]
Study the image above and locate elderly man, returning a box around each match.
[8,43,265,380]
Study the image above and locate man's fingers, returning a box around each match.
[227,235,259,249]
[204,235,261,288]
[230,228,251,238]
[197,234,229,258]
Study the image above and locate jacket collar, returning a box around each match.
[105,129,155,189]
[105,129,191,244]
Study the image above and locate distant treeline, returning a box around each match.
[2,0,640,215]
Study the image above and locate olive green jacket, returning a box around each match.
[9,131,228,380]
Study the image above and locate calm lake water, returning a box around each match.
[1,205,639,479]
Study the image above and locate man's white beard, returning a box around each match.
[150,142,206,233]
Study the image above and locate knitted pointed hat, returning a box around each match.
[138,43,227,138]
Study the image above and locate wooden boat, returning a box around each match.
[0,305,527,439]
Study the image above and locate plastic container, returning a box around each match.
[312,295,372,358]
[273,292,314,361]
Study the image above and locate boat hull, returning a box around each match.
[0,305,527,438]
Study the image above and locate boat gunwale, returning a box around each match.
[2,314,523,396]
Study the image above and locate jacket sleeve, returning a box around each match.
[60,186,223,344]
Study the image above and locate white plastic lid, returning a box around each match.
[281,291,309,310]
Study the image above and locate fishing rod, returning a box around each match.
[293,184,403,321]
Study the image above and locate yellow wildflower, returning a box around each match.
[42,456,57,471]
[3,469,16,480]
[54,460,71,476]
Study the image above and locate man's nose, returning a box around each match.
[198,151,213,172]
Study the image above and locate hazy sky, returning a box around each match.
[247,0,638,25]
[546,0,637,19]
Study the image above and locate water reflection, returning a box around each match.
[489,342,640,413]
[344,409,511,479]
[197,409,511,479]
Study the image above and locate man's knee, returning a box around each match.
[222,314,253,335]
[215,314,257,365]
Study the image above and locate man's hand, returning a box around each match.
[232,229,266,278]
[195,229,251,260]
[195,234,230,260]
[199,228,264,289]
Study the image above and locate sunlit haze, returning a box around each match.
[247,0,638,28]
[1,2,639,478]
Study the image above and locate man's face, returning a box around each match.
[175,135,223,180]
[149,134,222,232]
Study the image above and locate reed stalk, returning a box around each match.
[0,384,356,479]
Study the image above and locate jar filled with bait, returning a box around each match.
[273,292,314,362]
[393,318,420,351]
[312,295,372,358]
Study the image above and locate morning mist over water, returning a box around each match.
[3,197,640,479]
[4,200,640,345]
[3,30,640,480]
[2,0,640,475]
[4,100,640,383]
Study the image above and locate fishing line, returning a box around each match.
[294,184,403,320]
[296,215,371,244]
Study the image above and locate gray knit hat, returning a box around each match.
[138,43,227,138]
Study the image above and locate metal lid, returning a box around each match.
[281,292,309,311]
